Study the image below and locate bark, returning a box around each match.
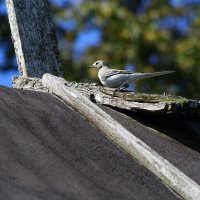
[12,75,49,92]
[5,0,63,78]
[13,76,200,121]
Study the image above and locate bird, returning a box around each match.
[90,60,174,91]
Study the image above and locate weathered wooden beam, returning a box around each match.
[41,73,200,200]
[12,76,48,92]
[5,0,63,78]
[13,76,200,120]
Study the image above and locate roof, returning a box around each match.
[0,86,199,199]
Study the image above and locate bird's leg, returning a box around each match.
[112,82,129,96]
[119,82,129,91]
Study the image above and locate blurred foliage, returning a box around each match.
[0,2,16,72]
[1,0,200,98]
[50,0,200,98]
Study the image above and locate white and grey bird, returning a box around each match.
[90,60,174,90]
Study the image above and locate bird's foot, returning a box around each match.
[65,81,78,88]
[112,83,129,97]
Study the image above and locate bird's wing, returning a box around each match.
[105,69,133,78]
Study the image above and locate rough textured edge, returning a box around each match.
[5,0,63,78]
[5,0,26,76]
[12,76,200,120]
[41,73,200,200]
[12,76,49,92]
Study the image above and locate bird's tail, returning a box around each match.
[129,71,175,82]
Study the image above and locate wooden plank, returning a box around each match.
[13,76,200,120]
[5,0,63,78]
[42,73,200,200]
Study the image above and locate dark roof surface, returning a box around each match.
[0,86,199,200]
[101,106,200,184]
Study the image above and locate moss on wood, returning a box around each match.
[12,76,200,121]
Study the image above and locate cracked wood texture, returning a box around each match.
[13,76,200,121]
[5,0,63,78]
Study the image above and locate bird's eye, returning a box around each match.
[96,62,99,65]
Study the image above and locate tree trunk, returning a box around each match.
[5,0,63,78]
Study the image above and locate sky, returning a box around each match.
[0,0,200,87]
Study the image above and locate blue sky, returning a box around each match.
[0,70,19,87]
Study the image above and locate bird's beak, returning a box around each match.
[90,64,95,68]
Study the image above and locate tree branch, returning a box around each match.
[41,73,200,200]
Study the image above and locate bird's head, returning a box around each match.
[90,60,107,69]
